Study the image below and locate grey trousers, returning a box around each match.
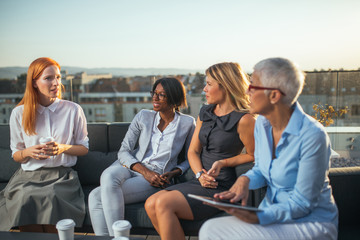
[88,161,161,236]
[199,216,337,240]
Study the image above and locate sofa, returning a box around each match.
[0,123,359,239]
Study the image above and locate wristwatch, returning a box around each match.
[196,170,204,179]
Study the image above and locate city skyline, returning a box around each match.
[1,0,360,72]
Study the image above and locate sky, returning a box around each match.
[0,0,359,72]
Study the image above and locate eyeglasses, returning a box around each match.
[150,91,167,100]
[248,84,286,96]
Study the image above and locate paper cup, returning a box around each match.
[112,237,129,240]
[56,219,75,240]
[112,220,132,238]
[39,136,54,144]
[39,137,54,156]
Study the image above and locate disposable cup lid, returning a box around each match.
[112,220,132,231]
[39,137,54,143]
[56,219,75,230]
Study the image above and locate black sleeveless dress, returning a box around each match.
[166,104,246,220]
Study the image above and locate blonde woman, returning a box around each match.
[0,57,88,232]
[145,62,256,240]
[199,58,338,240]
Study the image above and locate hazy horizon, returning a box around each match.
[1,0,359,72]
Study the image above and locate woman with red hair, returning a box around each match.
[0,57,89,232]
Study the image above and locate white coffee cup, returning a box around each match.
[56,219,75,240]
[112,237,129,240]
[112,220,132,238]
[39,136,54,144]
[39,137,54,157]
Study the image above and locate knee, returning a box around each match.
[145,194,158,214]
[153,193,174,214]
[88,187,101,210]
[100,167,116,185]
[100,164,127,186]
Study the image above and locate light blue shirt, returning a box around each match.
[245,102,338,226]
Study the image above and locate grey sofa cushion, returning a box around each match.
[0,124,10,149]
[329,167,360,227]
[0,149,19,184]
[87,124,109,152]
[108,123,130,152]
[0,124,20,187]
[75,151,117,186]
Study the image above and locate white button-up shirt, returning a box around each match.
[142,112,180,171]
[10,98,89,171]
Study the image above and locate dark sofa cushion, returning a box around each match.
[87,123,109,152]
[108,123,130,152]
[75,151,117,186]
[0,148,19,184]
[329,167,360,227]
[0,125,20,188]
[0,124,10,149]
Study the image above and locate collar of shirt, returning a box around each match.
[36,98,60,114]
[260,101,305,137]
[154,111,179,133]
[282,102,306,137]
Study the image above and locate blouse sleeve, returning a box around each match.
[73,105,89,149]
[9,107,26,156]
[118,110,144,168]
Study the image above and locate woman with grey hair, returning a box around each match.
[199,58,338,240]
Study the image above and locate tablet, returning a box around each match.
[187,194,262,212]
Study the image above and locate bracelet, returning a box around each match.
[20,150,28,164]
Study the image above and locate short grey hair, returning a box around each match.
[253,57,305,106]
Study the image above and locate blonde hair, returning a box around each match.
[17,57,63,135]
[206,62,250,111]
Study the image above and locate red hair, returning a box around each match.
[17,57,63,135]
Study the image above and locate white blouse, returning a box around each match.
[10,98,89,171]
[142,112,180,171]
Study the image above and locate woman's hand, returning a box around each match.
[143,170,165,188]
[206,175,258,223]
[227,208,259,223]
[204,201,259,224]
[199,169,218,189]
[131,163,165,188]
[22,144,49,161]
[42,141,61,156]
[160,168,182,185]
[208,160,226,178]
[214,175,250,205]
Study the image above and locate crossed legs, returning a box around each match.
[88,162,159,236]
[145,190,193,240]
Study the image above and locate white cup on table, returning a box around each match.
[112,220,132,238]
[56,219,75,240]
